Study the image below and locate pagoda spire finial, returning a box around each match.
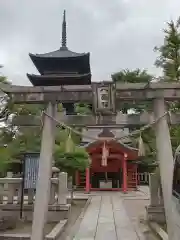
[61,10,67,49]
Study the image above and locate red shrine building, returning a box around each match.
[76,129,139,193]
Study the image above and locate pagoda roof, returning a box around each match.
[27,73,91,86]
[29,48,89,59]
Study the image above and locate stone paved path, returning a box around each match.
[74,194,140,240]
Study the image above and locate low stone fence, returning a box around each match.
[0,172,69,222]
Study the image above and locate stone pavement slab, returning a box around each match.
[95,196,116,240]
[74,194,139,240]
[74,196,101,239]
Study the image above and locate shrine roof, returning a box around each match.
[84,139,138,152]
[84,139,138,160]
[98,129,114,138]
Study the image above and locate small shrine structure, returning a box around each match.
[76,129,139,193]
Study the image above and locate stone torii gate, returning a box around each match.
[1,81,180,240]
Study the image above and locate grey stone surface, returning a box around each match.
[0,233,30,240]
[46,219,68,240]
[0,215,17,231]
[74,196,101,239]
[74,194,139,240]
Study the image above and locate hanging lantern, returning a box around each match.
[101,141,109,166]
[138,133,145,157]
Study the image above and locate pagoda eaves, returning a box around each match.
[29,52,90,76]
[27,72,91,86]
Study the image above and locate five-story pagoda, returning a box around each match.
[27,10,91,86]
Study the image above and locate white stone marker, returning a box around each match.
[58,172,68,205]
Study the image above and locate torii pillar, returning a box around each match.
[31,103,56,240]
[153,98,178,240]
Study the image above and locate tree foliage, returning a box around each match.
[155,18,180,81]
[112,68,153,113]
[54,146,90,175]
[112,68,152,83]
[155,18,180,152]
[111,69,156,166]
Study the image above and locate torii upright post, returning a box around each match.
[153,98,178,240]
[31,102,56,240]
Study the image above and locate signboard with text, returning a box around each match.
[24,153,39,189]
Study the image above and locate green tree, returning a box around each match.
[155,18,180,152]
[112,69,156,167]
[75,103,92,115]
[112,68,152,83]
[0,74,45,172]
[155,18,180,81]
[54,132,90,202]
[112,69,153,113]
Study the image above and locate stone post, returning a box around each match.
[58,172,68,205]
[17,184,22,204]
[28,189,34,205]
[7,183,16,204]
[149,173,160,206]
[31,103,56,240]
[153,98,178,240]
[49,181,56,205]
[6,172,13,178]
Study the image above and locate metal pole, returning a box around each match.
[153,98,178,240]
[20,155,25,219]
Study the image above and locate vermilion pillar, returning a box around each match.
[85,168,90,193]
[122,153,128,193]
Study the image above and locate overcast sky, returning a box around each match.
[0,0,179,85]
